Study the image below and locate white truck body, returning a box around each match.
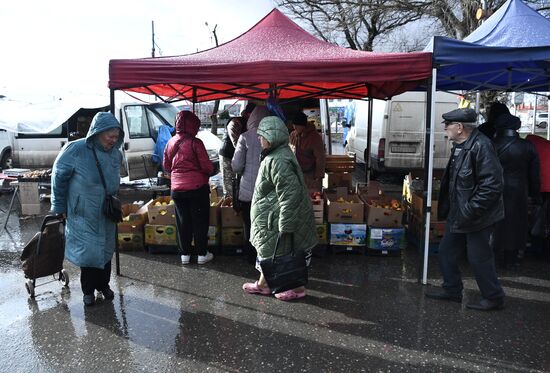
[345,91,458,173]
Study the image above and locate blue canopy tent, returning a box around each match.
[420,0,550,283]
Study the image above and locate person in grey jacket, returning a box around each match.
[425,108,506,311]
[232,105,271,262]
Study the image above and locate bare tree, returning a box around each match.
[275,0,424,51]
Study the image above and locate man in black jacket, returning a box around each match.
[425,108,506,311]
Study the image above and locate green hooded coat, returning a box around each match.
[251,116,317,259]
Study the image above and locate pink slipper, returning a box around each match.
[274,289,306,301]
[242,281,271,295]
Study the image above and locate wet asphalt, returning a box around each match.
[1,169,550,372]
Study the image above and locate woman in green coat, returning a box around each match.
[242,116,317,301]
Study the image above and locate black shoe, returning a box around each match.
[466,298,505,311]
[83,294,96,306]
[425,289,462,303]
[100,287,115,301]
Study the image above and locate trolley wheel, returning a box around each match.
[25,280,35,298]
[60,269,69,287]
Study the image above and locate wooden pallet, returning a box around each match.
[325,154,356,173]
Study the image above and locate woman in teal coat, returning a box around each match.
[243,116,317,301]
[51,112,123,306]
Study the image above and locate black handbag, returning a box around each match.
[92,147,123,223]
[260,233,308,294]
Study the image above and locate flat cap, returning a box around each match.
[442,108,477,124]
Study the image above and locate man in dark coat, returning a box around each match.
[492,113,541,269]
[425,108,506,311]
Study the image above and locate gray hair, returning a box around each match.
[461,122,477,130]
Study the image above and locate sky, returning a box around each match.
[0,0,275,101]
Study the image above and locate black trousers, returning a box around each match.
[240,200,256,257]
[172,185,209,256]
[81,261,112,295]
[438,223,505,300]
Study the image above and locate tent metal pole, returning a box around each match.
[547,94,550,140]
[110,89,121,277]
[421,70,437,285]
[365,98,373,183]
[323,99,332,155]
[192,87,197,112]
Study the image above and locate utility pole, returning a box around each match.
[205,22,220,135]
[151,21,155,58]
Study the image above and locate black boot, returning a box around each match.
[100,287,115,301]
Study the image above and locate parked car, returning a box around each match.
[536,112,548,128]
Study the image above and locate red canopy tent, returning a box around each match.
[109,9,432,102]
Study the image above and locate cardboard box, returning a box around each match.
[408,214,446,243]
[311,198,325,224]
[363,196,404,228]
[220,206,243,227]
[316,224,328,244]
[326,190,364,223]
[325,154,356,173]
[411,193,439,221]
[117,232,144,250]
[330,223,367,246]
[323,172,352,189]
[221,227,244,246]
[19,181,40,204]
[117,204,147,250]
[21,203,41,215]
[209,198,221,226]
[144,224,177,246]
[146,197,176,225]
[368,227,406,250]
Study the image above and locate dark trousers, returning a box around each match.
[240,200,256,257]
[438,224,505,300]
[172,185,209,256]
[81,261,112,295]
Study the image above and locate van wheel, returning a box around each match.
[1,151,12,169]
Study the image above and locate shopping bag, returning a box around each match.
[259,234,308,294]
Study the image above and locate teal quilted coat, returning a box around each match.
[51,112,124,269]
[251,116,317,259]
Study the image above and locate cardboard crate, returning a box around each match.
[220,206,243,227]
[118,232,144,251]
[146,197,176,225]
[325,154,356,173]
[411,193,439,222]
[221,227,244,246]
[363,196,404,228]
[209,199,221,226]
[316,224,328,244]
[326,189,364,224]
[19,181,40,204]
[21,203,41,215]
[144,224,177,246]
[311,198,325,224]
[329,223,367,246]
[367,227,406,251]
[323,172,352,189]
[408,214,446,243]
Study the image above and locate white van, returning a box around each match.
[0,129,13,169]
[345,91,458,174]
[12,102,221,180]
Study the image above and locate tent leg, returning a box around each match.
[419,70,437,285]
[110,89,121,277]
[365,99,373,183]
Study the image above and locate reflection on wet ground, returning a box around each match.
[1,177,550,372]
